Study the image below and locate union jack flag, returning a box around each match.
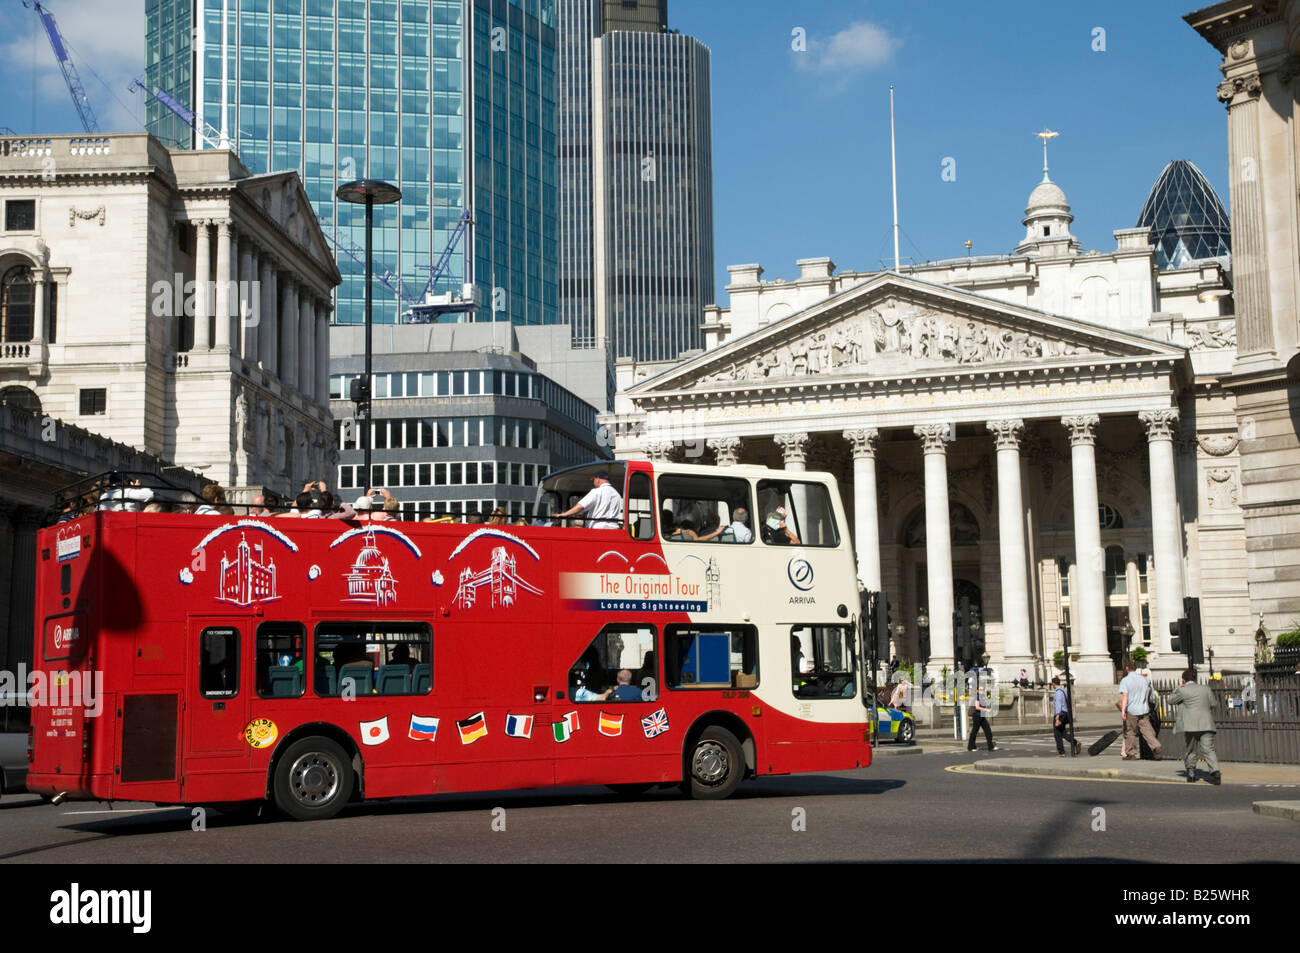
[641,707,670,738]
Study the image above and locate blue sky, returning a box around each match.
[0,0,1229,307]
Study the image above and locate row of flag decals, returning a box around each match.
[357,710,672,746]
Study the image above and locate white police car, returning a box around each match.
[874,705,916,744]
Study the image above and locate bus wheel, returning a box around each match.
[273,737,354,821]
[685,727,744,800]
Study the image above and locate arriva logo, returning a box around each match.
[787,557,815,591]
[53,624,80,650]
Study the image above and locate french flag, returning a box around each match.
[505,713,533,738]
[408,715,440,741]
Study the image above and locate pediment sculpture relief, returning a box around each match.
[693,299,1098,387]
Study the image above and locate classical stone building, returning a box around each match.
[1185,1,1300,644]
[604,168,1253,686]
[0,133,340,498]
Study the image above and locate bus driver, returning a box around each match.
[557,470,624,529]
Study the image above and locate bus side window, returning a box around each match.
[791,625,857,699]
[569,624,657,702]
[627,472,654,540]
[199,627,239,699]
[256,622,305,699]
[665,625,759,689]
[313,622,433,697]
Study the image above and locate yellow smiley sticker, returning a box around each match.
[243,718,278,749]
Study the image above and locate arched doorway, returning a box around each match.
[0,385,40,415]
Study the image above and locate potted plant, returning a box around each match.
[1052,650,1065,671]
[1130,646,1149,667]
[1275,626,1300,666]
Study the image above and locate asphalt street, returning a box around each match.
[0,738,1294,864]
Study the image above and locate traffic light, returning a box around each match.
[1169,597,1205,664]
[349,376,371,405]
[874,592,891,661]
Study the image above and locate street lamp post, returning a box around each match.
[336,179,402,488]
[917,608,930,723]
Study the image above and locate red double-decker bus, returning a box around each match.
[27,460,871,820]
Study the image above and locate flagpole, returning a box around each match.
[890,85,900,272]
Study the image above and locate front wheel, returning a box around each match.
[272,737,354,822]
[898,719,915,745]
[684,726,744,800]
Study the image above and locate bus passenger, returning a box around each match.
[99,481,154,512]
[699,506,752,543]
[761,506,800,545]
[610,670,643,702]
[668,516,699,541]
[557,470,623,529]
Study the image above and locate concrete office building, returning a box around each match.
[558,0,714,361]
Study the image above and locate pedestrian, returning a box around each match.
[1171,668,1220,785]
[966,685,995,752]
[1051,676,1081,757]
[1118,659,1162,761]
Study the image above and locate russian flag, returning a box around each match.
[409,714,440,741]
[505,713,533,738]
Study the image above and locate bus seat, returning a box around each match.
[268,666,302,697]
[376,665,411,695]
[412,663,432,694]
[338,663,374,696]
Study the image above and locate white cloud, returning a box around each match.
[1,0,146,134]
[796,21,900,76]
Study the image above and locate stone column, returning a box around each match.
[259,254,278,375]
[1218,73,1273,359]
[1141,409,1185,656]
[316,304,330,406]
[1062,415,1112,683]
[280,277,298,389]
[194,219,211,349]
[214,220,232,350]
[707,436,742,466]
[299,293,315,397]
[915,424,954,663]
[988,419,1032,669]
[843,428,881,591]
[31,274,46,343]
[239,239,257,363]
[774,432,811,539]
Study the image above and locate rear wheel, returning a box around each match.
[684,726,744,800]
[273,737,354,821]
[898,719,915,745]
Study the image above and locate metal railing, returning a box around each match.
[1153,673,1300,764]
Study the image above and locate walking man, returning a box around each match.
[966,685,995,752]
[1171,668,1220,785]
[1118,660,1162,761]
[1052,676,1081,757]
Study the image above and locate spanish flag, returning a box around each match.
[457,711,487,744]
[598,710,624,737]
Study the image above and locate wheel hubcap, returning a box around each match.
[290,752,339,805]
[692,741,729,785]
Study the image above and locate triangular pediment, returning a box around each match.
[237,172,341,283]
[633,272,1185,394]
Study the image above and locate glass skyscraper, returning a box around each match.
[557,0,714,362]
[145,0,558,328]
[1136,159,1232,272]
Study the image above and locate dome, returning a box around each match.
[1026,176,1069,212]
[355,544,385,568]
[1136,160,1231,271]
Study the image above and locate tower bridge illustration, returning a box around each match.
[454,546,543,609]
[218,533,279,606]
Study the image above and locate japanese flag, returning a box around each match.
[360,716,390,746]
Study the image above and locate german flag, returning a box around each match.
[457,711,487,744]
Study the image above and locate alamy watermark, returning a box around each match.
[0,664,104,718]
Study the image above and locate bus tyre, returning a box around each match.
[685,727,744,800]
[273,737,354,822]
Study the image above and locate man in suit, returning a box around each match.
[1171,668,1220,785]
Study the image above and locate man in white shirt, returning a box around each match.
[558,471,623,529]
[700,506,753,543]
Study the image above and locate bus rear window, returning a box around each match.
[314,622,432,697]
[665,624,758,690]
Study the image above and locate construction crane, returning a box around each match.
[24,1,99,134]
[407,208,478,322]
[129,78,225,150]
[323,231,418,306]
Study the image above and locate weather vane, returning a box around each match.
[1036,128,1059,181]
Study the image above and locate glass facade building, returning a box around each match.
[1136,159,1232,271]
[145,0,558,328]
[557,0,714,362]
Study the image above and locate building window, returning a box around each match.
[1104,546,1127,596]
[79,388,107,415]
[0,265,34,342]
[1099,503,1123,529]
[4,200,35,231]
